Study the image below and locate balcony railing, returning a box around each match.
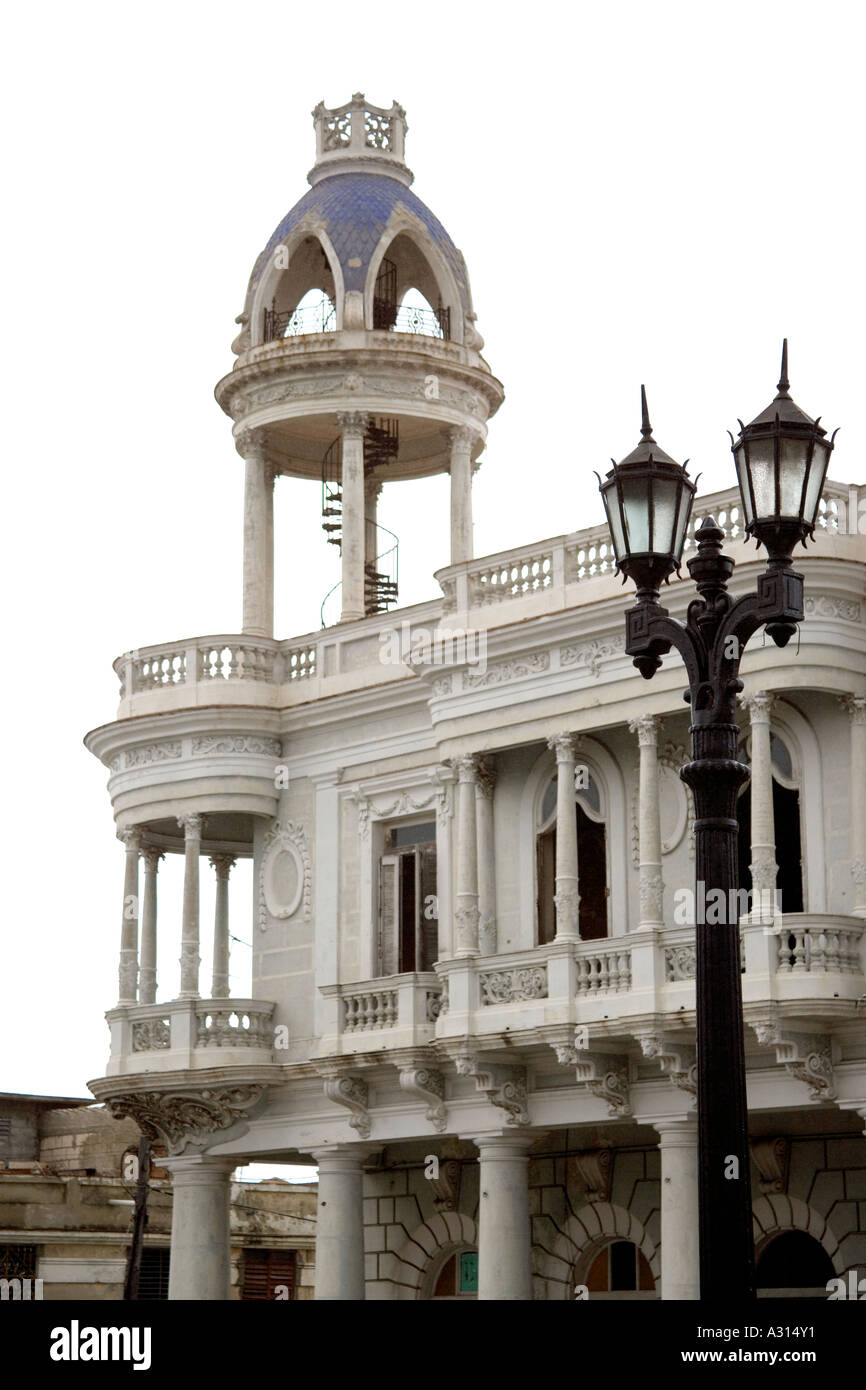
[318,973,443,1055]
[105,998,276,1076]
[263,297,335,341]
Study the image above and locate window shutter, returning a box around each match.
[242,1249,297,1300]
[378,854,399,977]
[418,843,438,970]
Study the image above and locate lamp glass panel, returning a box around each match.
[602,483,627,559]
[779,436,810,515]
[734,445,754,525]
[672,487,693,560]
[802,442,828,526]
[746,438,776,519]
[650,476,678,555]
[620,476,650,553]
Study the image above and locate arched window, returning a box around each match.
[370,233,452,338]
[737,728,803,912]
[755,1231,834,1295]
[586,1241,655,1294]
[430,1248,477,1299]
[262,235,337,341]
[536,769,608,943]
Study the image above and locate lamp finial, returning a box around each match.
[640,384,654,440]
[776,339,790,399]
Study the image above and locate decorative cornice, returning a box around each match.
[464,653,550,690]
[191,736,282,757]
[560,635,625,679]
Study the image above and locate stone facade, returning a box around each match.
[83,97,866,1299]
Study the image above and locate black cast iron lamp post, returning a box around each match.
[597,343,835,1302]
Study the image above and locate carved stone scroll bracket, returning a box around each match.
[573,1147,614,1204]
[750,1137,791,1195]
[752,1020,838,1102]
[429,1157,462,1211]
[398,1066,447,1132]
[322,1073,371,1139]
[106,1085,265,1157]
[574,1052,632,1118]
[639,1033,698,1107]
[454,1057,529,1127]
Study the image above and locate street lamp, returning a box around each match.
[597,344,835,1302]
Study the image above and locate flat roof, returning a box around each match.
[0,1093,94,1109]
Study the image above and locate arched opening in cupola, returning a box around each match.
[262,235,337,341]
[371,233,452,339]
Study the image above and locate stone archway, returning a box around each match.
[752,1194,841,1271]
[534,1202,660,1299]
[389,1211,479,1300]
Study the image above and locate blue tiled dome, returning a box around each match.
[250,172,471,313]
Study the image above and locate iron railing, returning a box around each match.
[263,296,336,341]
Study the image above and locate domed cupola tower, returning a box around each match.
[215,94,504,631]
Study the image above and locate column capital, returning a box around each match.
[456,753,481,784]
[471,1133,535,1157]
[653,1117,699,1144]
[364,475,383,501]
[547,732,577,763]
[177,813,203,841]
[141,847,165,873]
[449,425,475,453]
[209,854,236,880]
[841,694,866,724]
[235,426,267,459]
[739,690,776,722]
[118,826,142,852]
[628,713,662,745]
[337,410,368,439]
[475,756,496,799]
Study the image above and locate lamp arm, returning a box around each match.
[625,604,706,690]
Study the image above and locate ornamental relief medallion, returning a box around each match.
[259,821,311,931]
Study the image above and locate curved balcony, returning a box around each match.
[105,998,277,1076]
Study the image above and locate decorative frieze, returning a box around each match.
[463,653,549,689]
[131,1018,170,1052]
[479,966,547,1005]
[803,595,861,623]
[191,736,281,757]
[126,742,182,767]
[560,635,625,678]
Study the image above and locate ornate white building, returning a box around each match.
[85,95,866,1301]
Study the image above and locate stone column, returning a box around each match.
[476,758,497,955]
[629,715,664,928]
[117,828,141,1005]
[476,1135,533,1300]
[449,426,474,565]
[338,411,368,622]
[455,755,480,956]
[177,813,202,999]
[364,475,382,576]
[654,1120,699,1300]
[547,733,580,941]
[209,855,235,998]
[239,429,273,638]
[311,1148,366,1300]
[165,1155,234,1300]
[742,692,778,918]
[843,696,866,917]
[139,847,164,1005]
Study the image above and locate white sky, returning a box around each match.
[1,0,863,1099]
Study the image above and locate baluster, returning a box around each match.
[813,929,828,973]
[792,929,806,971]
[826,929,841,972]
